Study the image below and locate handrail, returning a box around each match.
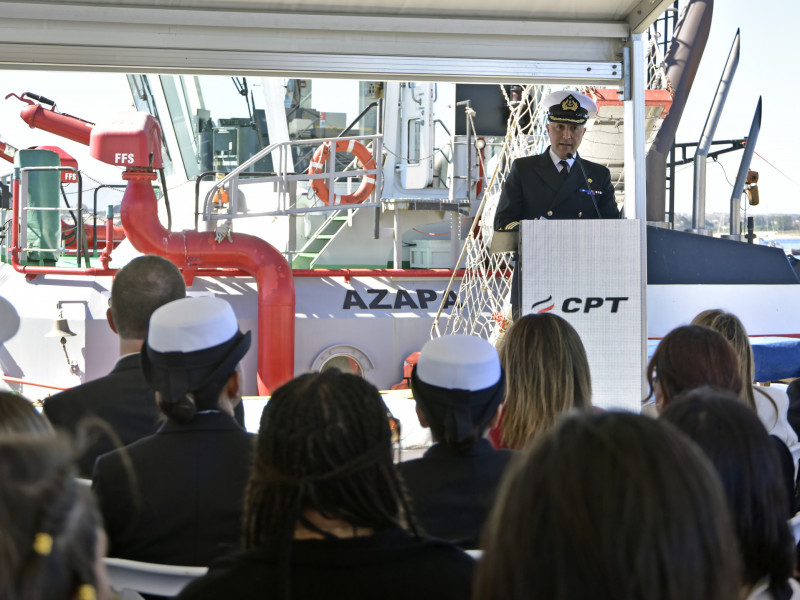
[202,134,383,223]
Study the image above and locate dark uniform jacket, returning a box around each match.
[398,439,516,548]
[43,354,161,478]
[92,411,254,566]
[176,526,474,600]
[494,148,619,230]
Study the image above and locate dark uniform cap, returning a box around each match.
[544,90,598,125]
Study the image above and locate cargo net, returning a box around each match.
[431,84,552,344]
[431,27,668,344]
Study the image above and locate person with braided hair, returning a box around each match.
[91,296,254,567]
[177,370,474,600]
[0,434,112,600]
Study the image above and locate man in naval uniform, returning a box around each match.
[494,90,619,229]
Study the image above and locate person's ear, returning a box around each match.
[415,405,429,429]
[225,370,241,400]
[106,308,118,334]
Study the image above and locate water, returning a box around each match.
[774,238,800,252]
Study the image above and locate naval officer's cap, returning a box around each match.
[544,90,597,125]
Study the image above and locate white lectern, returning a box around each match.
[519,219,645,411]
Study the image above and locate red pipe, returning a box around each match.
[8,95,94,146]
[1,374,68,392]
[120,171,295,395]
[100,213,114,269]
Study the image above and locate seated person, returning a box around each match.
[44,255,186,477]
[646,324,743,413]
[398,334,515,547]
[177,370,474,600]
[0,391,53,436]
[691,309,800,456]
[475,411,740,600]
[92,296,254,566]
[661,388,799,600]
[0,434,112,600]
[490,313,592,449]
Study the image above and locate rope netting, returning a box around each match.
[431,25,669,344]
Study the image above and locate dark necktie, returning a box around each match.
[559,160,570,181]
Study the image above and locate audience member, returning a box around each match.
[398,334,515,547]
[475,411,740,600]
[490,313,591,449]
[0,434,112,600]
[661,388,798,600]
[646,324,742,412]
[92,296,254,566]
[44,255,186,477]
[692,309,800,454]
[0,391,53,436]
[178,370,474,600]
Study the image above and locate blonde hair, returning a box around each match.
[497,313,592,448]
[690,309,756,410]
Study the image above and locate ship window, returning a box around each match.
[311,344,374,378]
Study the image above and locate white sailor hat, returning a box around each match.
[142,296,251,405]
[411,335,504,444]
[416,334,501,391]
[543,90,597,125]
[0,296,20,344]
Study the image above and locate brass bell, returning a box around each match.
[46,310,76,338]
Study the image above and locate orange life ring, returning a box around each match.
[307,139,377,205]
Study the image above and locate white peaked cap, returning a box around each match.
[416,334,501,391]
[148,296,239,353]
[543,89,598,120]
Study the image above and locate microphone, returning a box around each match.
[567,152,602,219]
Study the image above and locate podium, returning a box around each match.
[519,219,645,411]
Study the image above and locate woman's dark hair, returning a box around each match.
[244,370,415,546]
[0,392,53,436]
[661,388,795,600]
[0,434,103,600]
[475,411,740,600]
[646,324,742,409]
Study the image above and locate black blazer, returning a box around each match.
[398,439,516,548]
[92,412,254,566]
[43,354,162,478]
[494,149,619,230]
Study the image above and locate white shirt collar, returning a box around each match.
[549,147,575,170]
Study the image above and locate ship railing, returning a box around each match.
[200,134,383,224]
[15,166,92,266]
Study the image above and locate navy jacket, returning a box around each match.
[92,411,254,566]
[494,149,619,230]
[398,439,516,548]
[43,354,161,478]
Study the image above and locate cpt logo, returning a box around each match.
[531,295,629,314]
[114,153,135,165]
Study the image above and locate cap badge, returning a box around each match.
[561,96,579,112]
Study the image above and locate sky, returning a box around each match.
[672,0,800,216]
[0,0,798,216]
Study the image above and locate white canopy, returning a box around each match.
[0,0,672,83]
